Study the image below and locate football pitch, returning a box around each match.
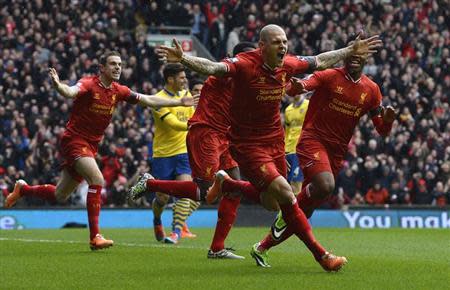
[1,228,448,290]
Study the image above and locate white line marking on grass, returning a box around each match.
[0,237,206,250]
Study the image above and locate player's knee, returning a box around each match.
[314,179,335,199]
[268,178,296,205]
[86,174,104,186]
[194,178,212,201]
[54,188,71,203]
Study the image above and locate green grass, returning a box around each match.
[1,228,449,290]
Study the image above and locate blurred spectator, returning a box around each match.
[432,181,448,207]
[365,181,390,205]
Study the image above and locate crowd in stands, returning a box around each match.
[0,0,448,208]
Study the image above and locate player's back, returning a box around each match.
[188,76,233,133]
[152,89,194,158]
[301,68,381,147]
[284,99,309,154]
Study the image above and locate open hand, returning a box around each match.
[155,38,184,63]
[48,67,60,87]
[351,33,383,57]
[180,95,195,107]
[288,77,307,95]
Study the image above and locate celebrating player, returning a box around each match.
[251,32,396,267]
[155,25,382,271]
[128,42,258,259]
[4,51,194,250]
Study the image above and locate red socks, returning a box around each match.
[222,179,260,204]
[87,185,102,240]
[146,180,200,201]
[20,184,56,203]
[210,195,241,252]
[279,200,326,260]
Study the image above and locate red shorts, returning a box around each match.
[296,137,344,186]
[60,132,99,182]
[230,141,286,191]
[186,125,238,181]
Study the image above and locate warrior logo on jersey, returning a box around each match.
[359,92,367,104]
[94,93,101,99]
[313,152,320,160]
[281,72,286,84]
[111,94,117,105]
[334,86,344,94]
[227,57,239,63]
[258,76,266,83]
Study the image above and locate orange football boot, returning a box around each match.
[319,252,348,272]
[90,234,114,250]
[181,223,197,239]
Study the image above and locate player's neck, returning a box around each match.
[99,74,113,88]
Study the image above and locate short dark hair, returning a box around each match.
[163,63,185,82]
[232,42,256,56]
[99,51,121,65]
[189,78,204,91]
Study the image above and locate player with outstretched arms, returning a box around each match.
[251,32,396,267]
[155,25,382,271]
[5,51,194,250]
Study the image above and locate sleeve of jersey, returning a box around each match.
[370,86,393,137]
[289,55,317,74]
[75,78,91,98]
[120,86,139,104]
[221,56,243,77]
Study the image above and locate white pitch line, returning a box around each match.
[0,237,206,250]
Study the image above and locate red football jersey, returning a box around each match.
[223,49,314,143]
[188,76,233,133]
[299,68,382,151]
[66,75,138,142]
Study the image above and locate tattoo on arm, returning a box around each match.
[181,55,228,77]
[315,47,351,70]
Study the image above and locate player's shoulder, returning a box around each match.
[155,89,169,98]
[77,75,97,86]
[361,74,378,87]
[226,49,259,64]
[180,89,191,97]
[285,103,294,111]
[112,81,130,92]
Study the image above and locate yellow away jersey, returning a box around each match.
[284,99,309,154]
[152,89,194,158]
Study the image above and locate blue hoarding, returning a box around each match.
[1,209,449,230]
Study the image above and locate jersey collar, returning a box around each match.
[344,71,362,84]
[163,87,176,97]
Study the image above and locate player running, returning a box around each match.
[4,51,194,250]
[128,42,258,259]
[146,63,197,244]
[251,32,396,267]
[156,25,382,271]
